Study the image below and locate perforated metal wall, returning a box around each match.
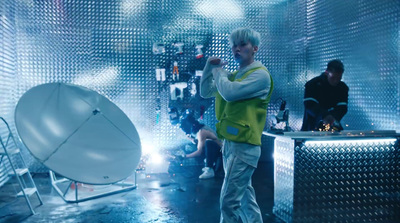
[303,0,400,131]
[282,0,307,129]
[9,0,288,172]
[0,0,398,172]
[0,0,17,186]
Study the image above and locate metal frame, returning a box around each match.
[0,117,43,214]
[49,170,137,203]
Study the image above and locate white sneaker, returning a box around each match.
[199,167,215,179]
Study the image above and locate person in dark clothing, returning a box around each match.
[301,59,349,131]
[179,109,222,179]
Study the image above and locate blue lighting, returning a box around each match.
[304,138,396,146]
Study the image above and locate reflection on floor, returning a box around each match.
[0,161,283,223]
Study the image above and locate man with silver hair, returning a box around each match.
[200,27,273,223]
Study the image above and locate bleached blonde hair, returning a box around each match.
[229,27,261,47]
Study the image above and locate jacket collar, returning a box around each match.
[235,61,264,79]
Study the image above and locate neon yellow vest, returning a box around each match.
[215,67,273,145]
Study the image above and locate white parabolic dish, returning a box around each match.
[15,83,141,185]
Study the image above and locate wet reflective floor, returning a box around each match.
[0,161,283,223]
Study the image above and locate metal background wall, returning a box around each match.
[11,0,288,172]
[0,0,398,172]
[304,0,400,131]
[0,0,17,186]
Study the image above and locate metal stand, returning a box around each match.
[49,170,137,203]
[271,108,292,133]
[0,117,43,214]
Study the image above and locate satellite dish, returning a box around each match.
[15,83,141,185]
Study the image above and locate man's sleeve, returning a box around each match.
[200,60,218,98]
[329,85,349,121]
[303,80,329,118]
[214,69,271,102]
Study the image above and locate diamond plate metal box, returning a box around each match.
[273,134,400,223]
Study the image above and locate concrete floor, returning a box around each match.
[0,161,283,223]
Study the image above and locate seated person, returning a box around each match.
[179,110,222,179]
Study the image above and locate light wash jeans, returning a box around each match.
[219,141,263,223]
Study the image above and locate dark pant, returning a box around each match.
[205,140,222,168]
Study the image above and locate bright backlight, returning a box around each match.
[305,138,396,146]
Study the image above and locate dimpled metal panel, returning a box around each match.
[282,0,308,130]
[0,0,18,186]
[304,0,400,131]
[1,0,398,173]
[279,0,400,132]
[273,137,400,223]
[9,0,289,172]
[273,136,295,223]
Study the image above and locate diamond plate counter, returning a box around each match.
[264,130,400,223]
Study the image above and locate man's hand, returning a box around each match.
[209,58,229,66]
